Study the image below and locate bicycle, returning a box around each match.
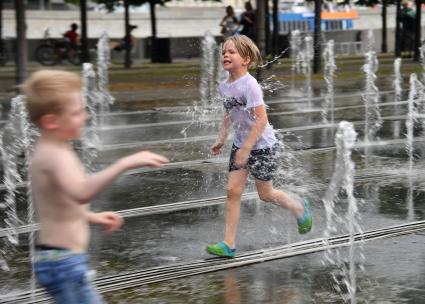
[35,29,81,66]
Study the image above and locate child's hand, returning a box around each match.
[211,141,224,155]
[235,148,250,168]
[93,212,123,233]
[122,151,169,169]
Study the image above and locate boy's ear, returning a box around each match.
[243,56,251,67]
[39,114,60,130]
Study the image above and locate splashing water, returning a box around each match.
[322,121,362,304]
[302,36,313,107]
[97,32,115,123]
[216,42,228,86]
[258,48,289,70]
[290,30,302,93]
[366,29,374,53]
[322,40,337,124]
[0,99,24,270]
[18,96,38,299]
[419,40,425,80]
[81,63,100,171]
[392,58,402,138]
[79,35,113,170]
[361,47,381,161]
[0,95,38,299]
[200,31,218,107]
[405,74,420,174]
[405,74,423,220]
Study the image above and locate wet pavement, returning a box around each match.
[0,81,425,303]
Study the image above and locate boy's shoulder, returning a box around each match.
[32,139,75,168]
[244,73,260,85]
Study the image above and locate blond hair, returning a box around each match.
[224,35,262,68]
[22,70,82,125]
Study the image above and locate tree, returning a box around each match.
[80,0,90,63]
[95,0,170,66]
[15,0,27,85]
[256,0,266,56]
[96,0,170,38]
[355,0,403,56]
[65,0,90,63]
[413,0,421,61]
[382,0,388,52]
[313,0,322,73]
[0,0,3,43]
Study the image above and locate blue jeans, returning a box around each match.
[34,252,103,304]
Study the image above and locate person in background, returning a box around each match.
[111,24,138,52]
[400,0,416,56]
[220,6,240,38]
[63,23,80,49]
[239,2,256,41]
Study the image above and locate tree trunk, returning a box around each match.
[0,0,3,42]
[413,0,422,61]
[79,0,90,63]
[264,0,270,56]
[381,0,387,53]
[395,0,401,57]
[256,0,266,81]
[313,0,321,74]
[150,1,157,38]
[124,0,132,68]
[15,0,27,86]
[272,0,278,57]
[256,0,266,56]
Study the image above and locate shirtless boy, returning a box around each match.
[23,70,169,303]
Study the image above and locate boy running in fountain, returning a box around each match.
[206,35,312,258]
[23,70,169,303]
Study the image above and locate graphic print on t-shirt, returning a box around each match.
[223,96,246,112]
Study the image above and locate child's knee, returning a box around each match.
[258,191,275,203]
[227,187,243,200]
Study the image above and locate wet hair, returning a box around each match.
[223,35,262,68]
[22,70,82,126]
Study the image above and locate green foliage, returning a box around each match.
[355,0,397,6]
[304,0,398,7]
[93,0,171,12]
[64,0,80,5]
[355,0,379,6]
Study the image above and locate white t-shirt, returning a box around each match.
[218,73,277,150]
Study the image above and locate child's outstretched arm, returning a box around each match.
[211,113,231,155]
[50,150,169,204]
[235,105,268,167]
[86,211,123,233]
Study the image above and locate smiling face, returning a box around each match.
[221,40,251,74]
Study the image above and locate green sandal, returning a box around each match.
[206,241,236,258]
[297,197,313,234]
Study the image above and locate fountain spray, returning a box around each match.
[322,40,336,124]
[290,30,302,93]
[361,41,381,162]
[302,36,313,107]
[322,121,362,304]
[392,58,402,138]
[200,31,218,107]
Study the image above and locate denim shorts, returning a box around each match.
[34,250,103,304]
[229,144,278,181]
